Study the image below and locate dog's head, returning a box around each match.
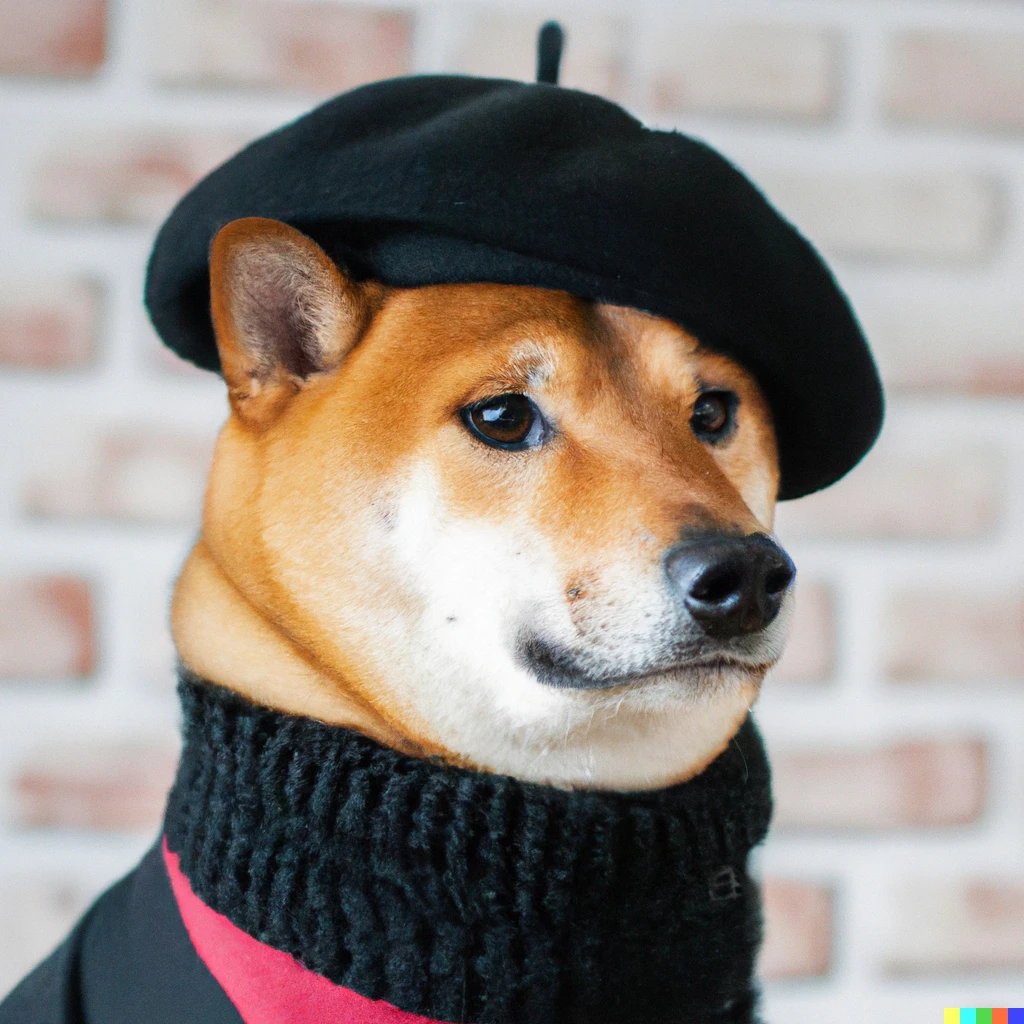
[185,217,795,789]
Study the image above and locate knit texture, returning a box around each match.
[164,673,773,1024]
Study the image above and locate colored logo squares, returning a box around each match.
[945,1011,1024,1024]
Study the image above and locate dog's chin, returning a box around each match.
[529,663,766,727]
[529,656,770,710]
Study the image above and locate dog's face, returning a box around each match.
[190,218,794,789]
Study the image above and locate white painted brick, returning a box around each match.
[753,168,1002,264]
[136,577,178,690]
[0,279,101,370]
[884,588,1024,683]
[0,0,105,78]
[759,879,833,980]
[31,132,249,226]
[771,580,835,685]
[860,295,1024,396]
[775,428,1003,541]
[884,31,1024,134]
[648,22,839,121]
[0,577,95,681]
[22,423,215,524]
[14,737,179,831]
[154,0,413,94]
[773,738,986,830]
[884,877,1024,975]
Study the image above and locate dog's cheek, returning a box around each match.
[385,461,571,662]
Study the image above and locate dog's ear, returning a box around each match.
[209,217,377,427]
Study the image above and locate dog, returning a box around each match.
[172,215,795,793]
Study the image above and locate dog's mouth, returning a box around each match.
[519,635,772,691]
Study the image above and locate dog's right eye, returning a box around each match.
[690,390,738,443]
[462,394,546,451]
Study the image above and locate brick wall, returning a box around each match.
[1,0,1022,1018]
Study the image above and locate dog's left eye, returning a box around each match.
[691,390,738,442]
[462,394,547,450]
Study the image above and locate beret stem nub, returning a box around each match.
[537,22,564,84]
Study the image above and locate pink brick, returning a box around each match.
[771,580,835,684]
[0,279,101,369]
[759,879,833,980]
[885,877,1024,975]
[861,296,1024,397]
[0,576,95,680]
[753,168,1002,264]
[155,0,412,94]
[0,878,91,998]
[450,13,625,99]
[884,588,1024,683]
[31,133,248,226]
[14,738,178,831]
[23,423,216,524]
[0,0,105,78]
[648,22,839,121]
[884,31,1024,134]
[772,738,986,830]
[774,432,1003,541]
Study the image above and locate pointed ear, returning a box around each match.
[209,217,377,427]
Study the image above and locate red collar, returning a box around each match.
[162,839,446,1024]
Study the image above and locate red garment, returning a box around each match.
[163,840,445,1024]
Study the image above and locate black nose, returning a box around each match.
[666,534,795,638]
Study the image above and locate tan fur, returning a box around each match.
[173,218,786,791]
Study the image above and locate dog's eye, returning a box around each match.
[691,390,737,442]
[462,394,546,450]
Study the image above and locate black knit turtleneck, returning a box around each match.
[163,673,773,1024]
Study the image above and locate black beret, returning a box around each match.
[145,72,883,500]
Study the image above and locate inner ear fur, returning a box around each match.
[210,217,377,425]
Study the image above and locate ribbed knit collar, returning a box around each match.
[164,672,772,1024]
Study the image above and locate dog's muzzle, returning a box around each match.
[520,532,795,690]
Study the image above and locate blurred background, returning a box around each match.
[0,0,1022,1019]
